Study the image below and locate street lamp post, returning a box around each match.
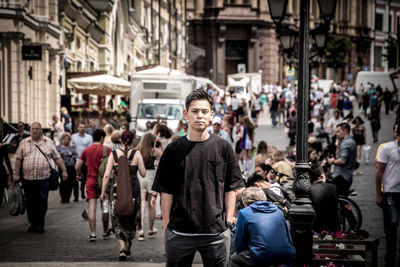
[268,0,337,265]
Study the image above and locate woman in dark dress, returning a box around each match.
[352,116,366,169]
[100,130,146,261]
[56,133,78,203]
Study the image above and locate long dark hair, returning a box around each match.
[138,133,155,166]
[243,116,255,141]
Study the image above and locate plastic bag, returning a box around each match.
[7,184,25,216]
[362,145,371,164]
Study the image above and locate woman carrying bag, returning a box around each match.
[100,130,146,261]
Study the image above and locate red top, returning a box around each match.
[80,144,111,180]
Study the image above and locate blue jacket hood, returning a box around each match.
[248,201,278,213]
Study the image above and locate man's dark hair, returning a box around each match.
[246,174,265,187]
[394,122,400,135]
[185,88,214,110]
[309,164,324,183]
[93,129,106,142]
[256,163,273,172]
[337,122,350,133]
[291,110,296,117]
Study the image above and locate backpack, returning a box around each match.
[96,146,109,194]
[263,188,293,219]
[113,152,135,216]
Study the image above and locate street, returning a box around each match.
[0,110,398,266]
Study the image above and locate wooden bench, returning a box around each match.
[312,239,379,267]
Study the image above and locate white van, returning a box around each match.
[355,71,400,94]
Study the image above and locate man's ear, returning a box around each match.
[210,111,214,123]
[183,109,188,121]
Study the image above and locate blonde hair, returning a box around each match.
[60,106,68,115]
[272,150,284,162]
[103,124,115,136]
[61,132,72,141]
[111,130,122,144]
[241,187,266,206]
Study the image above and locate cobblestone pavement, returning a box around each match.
[0,109,398,266]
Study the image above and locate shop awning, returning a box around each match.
[67,74,131,96]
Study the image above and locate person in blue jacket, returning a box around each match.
[232,187,296,266]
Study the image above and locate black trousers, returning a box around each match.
[22,178,50,229]
[59,166,77,202]
[332,175,351,196]
[80,164,87,199]
[383,193,400,267]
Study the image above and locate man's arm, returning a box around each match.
[375,161,387,208]
[13,158,22,183]
[161,193,173,231]
[225,191,236,223]
[75,159,84,181]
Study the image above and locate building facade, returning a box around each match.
[1,0,188,126]
[186,0,375,86]
[0,0,62,126]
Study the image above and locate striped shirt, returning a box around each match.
[15,136,61,181]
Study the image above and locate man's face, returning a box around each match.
[183,100,213,133]
[78,124,86,134]
[213,123,221,133]
[30,123,42,139]
[255,167,266,177]
[334,112,340,119]
[336,126,345,140]
[18,123,24,133]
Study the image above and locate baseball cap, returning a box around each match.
[212,116,222,125]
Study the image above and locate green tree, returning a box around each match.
[325,35,352,78]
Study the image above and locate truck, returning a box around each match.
[226,72,262,102]
[130,69,196,136]
[355,71,400,94]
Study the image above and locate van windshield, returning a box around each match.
[138,103,184,120]
[230,86,245,94]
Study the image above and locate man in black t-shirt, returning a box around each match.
[152,89,245,267]
[309,164,340,233]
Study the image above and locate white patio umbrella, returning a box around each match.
[67,74,131,96]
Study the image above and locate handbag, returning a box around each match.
[33,144,59,191]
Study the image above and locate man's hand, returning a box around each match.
[327,157,334,165]
[376,194,383,208]
[99,193,108,201]
[76,175,82,182]
[150,194,157,208]
[13,174,20,183]
[62,171,68,181]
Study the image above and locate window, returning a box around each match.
[76,36,81,50]
[376,13,383,31]
[374,46,382,67]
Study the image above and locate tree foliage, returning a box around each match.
[325,35,352,70]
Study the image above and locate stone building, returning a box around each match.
[186,0,375,86]
[0,0,62,126]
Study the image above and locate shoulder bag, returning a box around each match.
[34,144,59,191]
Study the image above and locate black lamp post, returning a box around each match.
[268,0,337,265]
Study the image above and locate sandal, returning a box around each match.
[148,228,158,237]
[138,230,145,241]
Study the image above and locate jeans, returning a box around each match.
[22,178,50,229]
[165,227,230,267]
[383,193,400,267]
[270,110,278,126]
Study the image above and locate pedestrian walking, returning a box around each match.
[239,116,255,174]
[71,121,93,200]
[352,116,366,166]
[10,121,29,153]
[152,88,245,267]
[75,129,111,241]
[13,122,68,233]
[100,130,146,260]
[370,105,381,143]
[0,141,13,206]
[137,133,162,241]
[277,94,286,125]
[327,122,357,196]
[269,94,279,127]
[61,106,72,133]
[50,115,64,146]
[285,110,297,147]
[57,133,78,203]
[103,124,115,147]
[376,122,400,267]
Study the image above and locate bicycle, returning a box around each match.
[338,191,363,231]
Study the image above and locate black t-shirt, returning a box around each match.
[310,182,340,233]
[152,134,244,234]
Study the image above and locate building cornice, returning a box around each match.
[0,8,61,38]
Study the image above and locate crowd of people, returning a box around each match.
[0,77,400,266]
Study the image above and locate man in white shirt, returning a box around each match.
[231,94,240,112]
[376,122,400,267]
[327,110,342,145]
